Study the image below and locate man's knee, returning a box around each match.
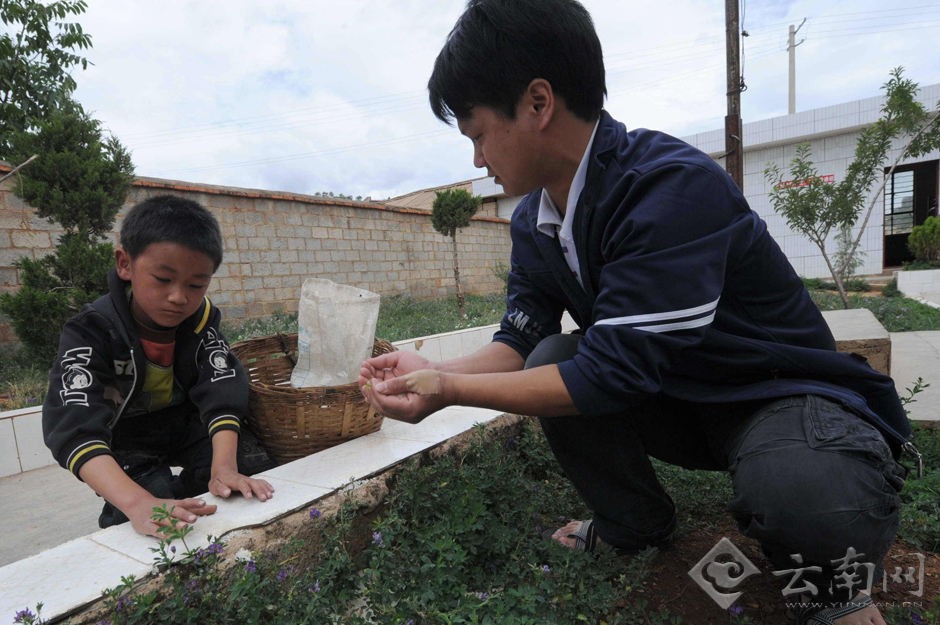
[525,333,580,369]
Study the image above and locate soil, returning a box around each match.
[634,517,939,624]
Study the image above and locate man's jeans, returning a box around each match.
[527,333,905,603]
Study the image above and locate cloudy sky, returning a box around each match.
[65,0,940,201]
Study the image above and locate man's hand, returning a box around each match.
[209,466,275,501]
[361,368,448,424]
[126,495,217,538]
[358,350,432,387]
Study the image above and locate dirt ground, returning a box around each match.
[635,517,939,624]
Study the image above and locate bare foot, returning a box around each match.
[549,520,585,548]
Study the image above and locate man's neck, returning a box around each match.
[542,116,597,215]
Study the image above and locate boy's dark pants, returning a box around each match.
[528,334,905,604]
[98,407,276,528]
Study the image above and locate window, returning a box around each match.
[884,169,915,235]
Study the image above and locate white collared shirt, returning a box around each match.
[535,121,599,288]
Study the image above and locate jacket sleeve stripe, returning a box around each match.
[208,416,240,434]
[634,311,716,333]
[67,442,111,474]
[194,297,212,334]
[595,296,720,327]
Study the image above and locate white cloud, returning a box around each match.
[67,0,940,199]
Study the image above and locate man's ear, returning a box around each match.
[115,248,133,280]
[524,78,555,130]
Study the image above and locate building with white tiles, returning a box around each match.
[462,83,940,278]
[683,82,940,277]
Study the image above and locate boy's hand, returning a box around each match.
[127,496,217,538]
[209,467,275,501]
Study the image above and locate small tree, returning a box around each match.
[431,188,480,316]
[764,67,940,308]
[0,101,134,362]
[908,216,940,263]
[0,0,92,157]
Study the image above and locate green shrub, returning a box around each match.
[882,276,901,298]
[908,216,940,262]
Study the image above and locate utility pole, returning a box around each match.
[725,0,743,189]
[788,18,806,114]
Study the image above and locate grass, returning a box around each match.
[221,293,505,345]
[808,290,940,332]
[0,344,47,411]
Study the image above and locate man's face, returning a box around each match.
[457,103,541,197]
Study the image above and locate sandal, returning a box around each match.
[796,592,874,624]
[545,519,675,555]
[565,519,599,552]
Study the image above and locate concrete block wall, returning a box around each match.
[0,176,511,342]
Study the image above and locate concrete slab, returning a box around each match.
[821,308,891,375]
[890,331,940,422]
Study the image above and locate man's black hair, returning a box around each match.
[120,194,224,270]
[428,0,606,124]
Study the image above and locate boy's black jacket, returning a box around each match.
[43,268,247,479]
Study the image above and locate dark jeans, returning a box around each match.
[99,407,276,528]
[527,333,905,604]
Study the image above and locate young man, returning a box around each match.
[360,1,913,623]
[43,195,275,537]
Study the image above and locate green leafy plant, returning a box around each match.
[88,423,674,624]
[431,188,481,317]
[765,67,940,308]
[882,276,901,298]
[908,216,940,262]
[0,0,91,156]
[0,101,134,362]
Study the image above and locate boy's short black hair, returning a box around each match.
[428,0,606,124]
[120,195,224,270]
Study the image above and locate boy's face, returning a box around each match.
[115,242,215,330]
[457,102,542,197]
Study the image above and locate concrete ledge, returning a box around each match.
[896,268,940,298]
[821,308,891,376]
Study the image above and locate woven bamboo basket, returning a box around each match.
[230,333,395,464]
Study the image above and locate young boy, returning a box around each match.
[360,1,911,623]
[43,194,275,537]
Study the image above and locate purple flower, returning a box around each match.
[13,609,35,624]
[276,566,295,582]
[542,565,551,573]
[730,605,744,615]
[405,620,415,625]
[115,597,132,612]
[310,508,322,519]
[309,579,321,593]
[371,531,384,546]
[476,591,489,601]
[207,541,223,555]
[170,545,176,553]
[244,560,257,573]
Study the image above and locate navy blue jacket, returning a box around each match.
[493,111,910,455]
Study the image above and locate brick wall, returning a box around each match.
[0,175,511,344]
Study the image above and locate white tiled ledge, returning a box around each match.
[0,404,508,624]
